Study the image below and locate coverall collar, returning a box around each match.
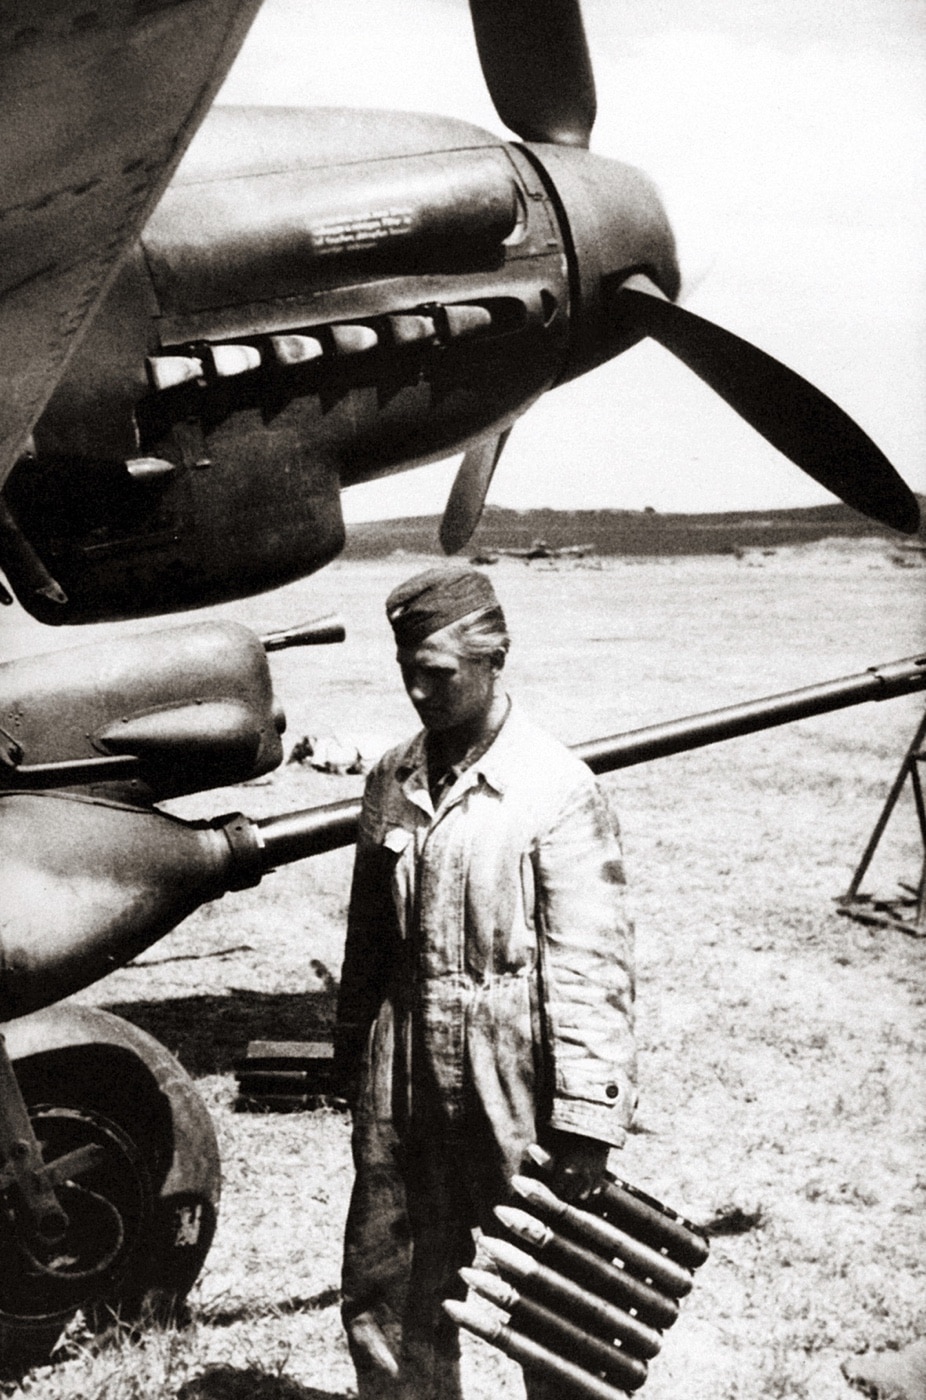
[396,695,520,816]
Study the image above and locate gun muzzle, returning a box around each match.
[261,614,345,650]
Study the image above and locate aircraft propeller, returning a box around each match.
[438,0,594,553]
[438,0,920,552]
[468,0,596,148]
[440,430,513,556]
[612,275,921,537]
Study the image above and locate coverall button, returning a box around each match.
[605,1083,619,1099]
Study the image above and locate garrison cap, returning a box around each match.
[386,565,501,648]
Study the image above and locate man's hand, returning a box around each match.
[544,1129,610,1203]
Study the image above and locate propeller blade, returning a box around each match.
[613,277,920,535]
[440,431,512,555]
[468,0,596,147]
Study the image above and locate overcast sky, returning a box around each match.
[218,0,926,521]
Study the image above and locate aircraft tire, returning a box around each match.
[0,1004,220,1371]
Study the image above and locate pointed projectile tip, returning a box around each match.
[442,1299,499,1343]
[494,1205,549,1245]
[481,1236,535,1276]
[510,1174,559,1209]
[461,1267,517,1310]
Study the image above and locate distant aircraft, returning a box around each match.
[482,539,596,562]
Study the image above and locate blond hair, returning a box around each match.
[435,605,510,660]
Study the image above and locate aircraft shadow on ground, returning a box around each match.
[176,1368,348,1400]
[102,990,336,1076]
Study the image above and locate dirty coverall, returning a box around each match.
[335,702,636,1399]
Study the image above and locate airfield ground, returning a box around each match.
[6,538,925,1400]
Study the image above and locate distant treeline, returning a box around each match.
[343,500,926,559]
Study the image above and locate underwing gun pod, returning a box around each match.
[446,1144,709,1398]
[0,613,340,1363]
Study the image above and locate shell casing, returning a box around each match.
[523,1143,709,1271]
[444,1300,641,1400]
[594,1176,709,1272]
[482,1236,662,1358]
[462,1265,647,1389]
[511,1174,693,1298]
[510,1289,648,1390]
[496,1206,678,1332]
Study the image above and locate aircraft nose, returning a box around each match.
[523,143,680,385]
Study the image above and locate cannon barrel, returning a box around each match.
[4,654,922,1016]
[255,654,926,869]
[255,798,361,866]
[260,614,345,651]
[574,653,926,774]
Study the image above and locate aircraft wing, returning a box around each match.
[0,0,263,488]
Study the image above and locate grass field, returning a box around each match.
[4,537,925,1399]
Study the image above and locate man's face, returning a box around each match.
[398,638,498,734]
